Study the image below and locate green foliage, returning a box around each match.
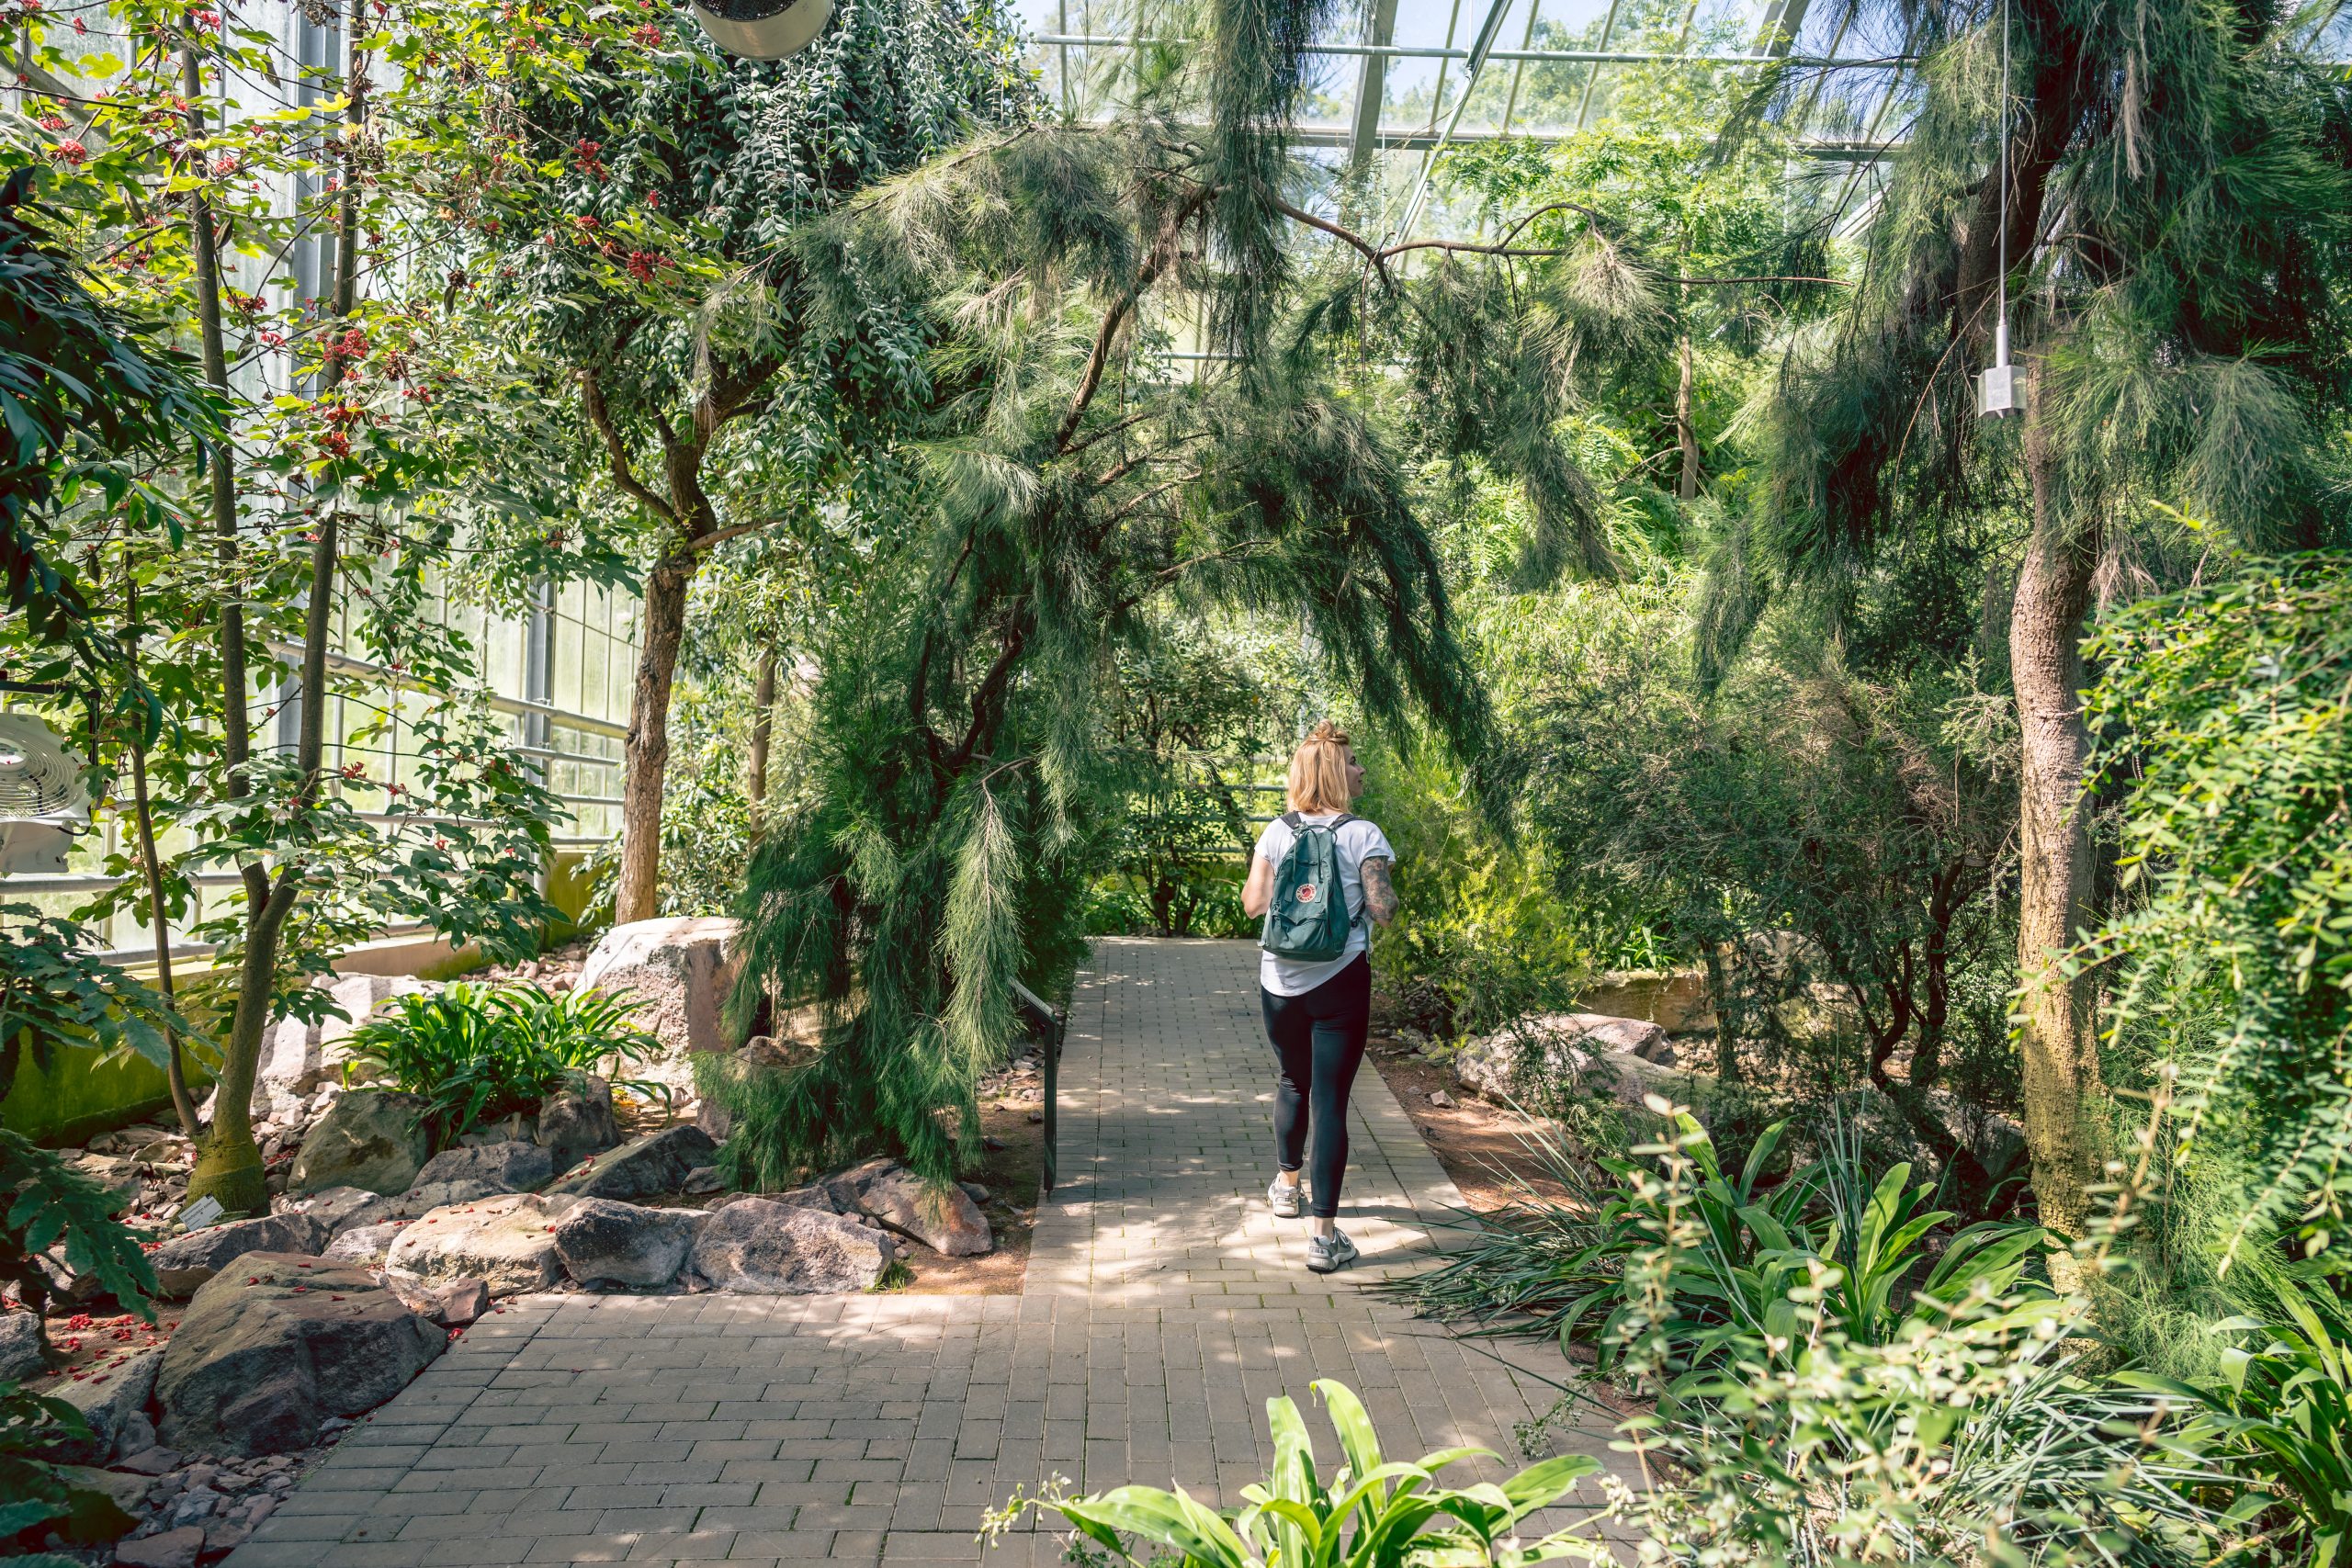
[1,1130,155,1324]
[1406,1122,2232,1564]
[1093,623,1292,940]
[0,1377,138,1563]
[1398,1113,2048,1384]
[2130,1280,2352,1566]
[987,1380,1605,1568]
[1748,1,2352,586]
[0,907,193,1099]
[347,982,660,1145]
[1354,732,1590,1038]
[1611,1289,2233,1565]
[1522,579,2021,1178]
[722,0,1639,1178]
[2085,554,2352,1259]
[0,164,212,661]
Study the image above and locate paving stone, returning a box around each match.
[226,941,1618,1568]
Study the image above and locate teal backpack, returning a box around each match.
[1261,811,1360,963]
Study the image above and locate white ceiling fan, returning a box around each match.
[0,711,91,875]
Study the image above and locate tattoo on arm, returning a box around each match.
[1362,856,1397,926]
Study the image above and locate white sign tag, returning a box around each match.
[176,1194,225,1231]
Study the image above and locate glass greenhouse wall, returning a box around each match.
[0,0,643,963]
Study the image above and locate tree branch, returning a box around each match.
[1056,189,1214,455]
[581,368,676,525]
[945,604,1029,771]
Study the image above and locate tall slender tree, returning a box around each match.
[1737,0,2352,1248]
[400,0,1032,926]
[707,0,1668,1184]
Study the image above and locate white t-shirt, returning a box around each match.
[1254,812,1397,997]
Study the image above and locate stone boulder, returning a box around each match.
[843,1162,992,1258]
[536,1072,621,1173]
[148,1214,332,1297]
[386,1275,489,1327]
[552,1199,704,1288]
[1575,969,1714,1035]
[548,1125,717,1201]
[1452,1014,1704,1112]
[334,1179,501,1235]
[322,1222,406,1268]
[249,973,434,1119]
[47,1345,161,1463]
[288,1090,430,1196]
[154,1256,444,1457]
[690,1199,892,1294]
[383,1193,569,1296]
[575,916,740,1055]
[275,1186,380,1233]
[117,1525,205,1568]
[413,1140,554,1195]
[0,1307,44,1381]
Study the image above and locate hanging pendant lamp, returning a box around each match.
[1978,0,2018,417]
[688,0,832,61]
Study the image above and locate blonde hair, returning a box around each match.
[1285,720,1356,814]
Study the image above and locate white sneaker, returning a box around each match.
[1306,1229,1358,1273]
[1267,1176,1305,1218]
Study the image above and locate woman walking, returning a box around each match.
[1241,721,1398,1272]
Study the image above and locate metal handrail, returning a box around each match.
[1008,978,1068,1194]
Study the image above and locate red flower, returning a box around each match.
[49,139,88,165]
[631,23,661,46]
[317,431,352,458]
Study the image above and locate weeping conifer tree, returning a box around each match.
[707,0,1670,1186]
[1728,0,2352,1249]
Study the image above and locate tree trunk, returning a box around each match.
[123,566,200,1140]
[746,646,776,817]
[614,551,691,924]
[1676,328,1701,502]
[187,0,364,1210]
[1703,943,1742,1082]
[2011,383,2107,1250]
[180,38,266,1213]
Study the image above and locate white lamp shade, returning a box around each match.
[688,0,834,60]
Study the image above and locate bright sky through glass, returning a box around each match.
[1001,0,1923,149]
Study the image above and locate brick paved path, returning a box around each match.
[228,939,1613,1568]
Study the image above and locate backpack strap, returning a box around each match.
[1280,811,1303,830]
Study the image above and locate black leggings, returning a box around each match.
[1261,955,1371,1220]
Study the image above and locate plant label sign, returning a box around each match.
[175,1194,225,1231]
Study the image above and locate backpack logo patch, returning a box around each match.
[1295,884,1318,903]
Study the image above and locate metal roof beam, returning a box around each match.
[1348,0,1403,170]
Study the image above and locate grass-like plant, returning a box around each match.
[986,1380,1606,1568]
[2131,1279,2352,1566]
[488,985,662,1077]
[347,982,664,1145]
[1392,1109,2048,1382]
